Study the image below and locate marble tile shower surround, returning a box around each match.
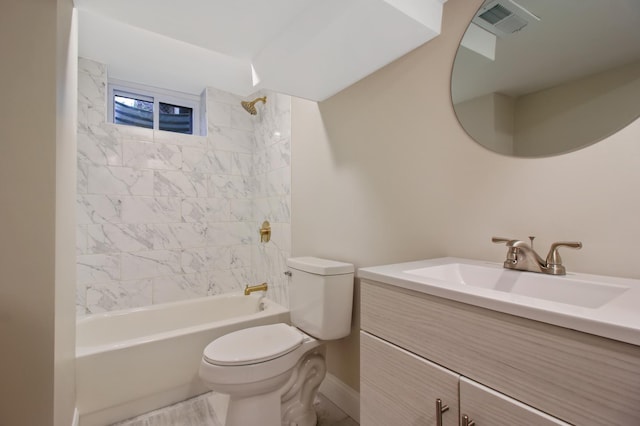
[76,58,291,315]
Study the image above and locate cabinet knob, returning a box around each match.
[462,414,476,426]
[435,398,449,426]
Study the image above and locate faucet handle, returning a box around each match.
[492,237,526,249]
[492,236,516,245]
[545,241,582,274]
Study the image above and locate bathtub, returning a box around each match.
[76,293,289,426]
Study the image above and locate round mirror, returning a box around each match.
[451,0,640,157]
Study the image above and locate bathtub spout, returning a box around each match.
[244,282,268,295]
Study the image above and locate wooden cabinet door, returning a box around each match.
[459,377,570,426]
[361,331,459,426]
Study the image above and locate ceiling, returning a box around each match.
[75,0,447,101]
[452,0,640,104]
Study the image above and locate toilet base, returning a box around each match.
[281,347,327,426]
[217,346,327,426]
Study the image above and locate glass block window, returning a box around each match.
[108,81,202,135]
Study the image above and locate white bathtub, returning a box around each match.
[76,293,289,426]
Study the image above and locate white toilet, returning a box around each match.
[198,257,354,426]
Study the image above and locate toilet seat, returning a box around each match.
[204,323,304,366]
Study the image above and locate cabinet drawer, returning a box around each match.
[361,279,640,426]
[460,377,569,426]
[361,331,459,426]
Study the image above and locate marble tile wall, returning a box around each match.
[250,91,292,308]
[76,58,291,315]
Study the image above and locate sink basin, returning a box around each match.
[404,263,629,308]
[358,257,640,346]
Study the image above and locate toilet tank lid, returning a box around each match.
[286,257,354,276]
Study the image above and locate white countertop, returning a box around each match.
[358,257,640,347]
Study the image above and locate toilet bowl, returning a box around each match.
[198,257,354,426]
[199,324,324,426]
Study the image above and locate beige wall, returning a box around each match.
[456,92,515,154]
[291,0,640,391]
[0,0,77,424]
[56,1,78,425]
[455,60,640,158]
[515,60,640,157]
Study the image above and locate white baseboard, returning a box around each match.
[319,373,360,423]
[72,408,79,426]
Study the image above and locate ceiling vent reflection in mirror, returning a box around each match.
[473,0,540,37]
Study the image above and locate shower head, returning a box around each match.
[241,96,267,115]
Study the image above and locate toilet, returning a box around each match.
[198,257,354,426]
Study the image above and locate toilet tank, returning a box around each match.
[286,257,354,340]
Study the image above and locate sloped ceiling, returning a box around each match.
[75,0,446,101]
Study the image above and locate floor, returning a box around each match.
[112,391,358,426]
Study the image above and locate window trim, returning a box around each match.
[108,79,202,135]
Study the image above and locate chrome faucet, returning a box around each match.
[492,236,582,275]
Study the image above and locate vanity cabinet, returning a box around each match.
[458,377,567,425]
[362,332,568,426]
[360,279,640,426]
[361,331,459,425]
